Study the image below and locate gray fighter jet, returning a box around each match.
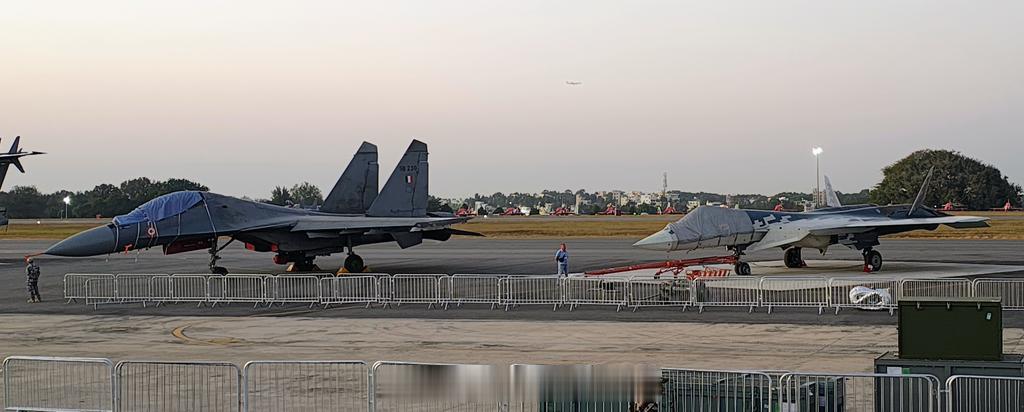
[1,136,45,226]
[633,168,989,275]
[44,140,480,274]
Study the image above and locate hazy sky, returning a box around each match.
[2,1,1022,198]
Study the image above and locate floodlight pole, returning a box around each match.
[816,154,820,208]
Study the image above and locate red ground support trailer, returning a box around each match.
[585,255,739,280]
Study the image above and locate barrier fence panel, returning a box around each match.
[947,375,1024,412]
[3,356,114,412]
[243,360,368,412]
[115,274,161,306]
[320,276,380,308]
[778,372,939,412]
[64,274,115,303]
[168,275,210,305]
[563,277,628,311]
[973,279,1024,310]
[149,275,174,304]
[85,277,117,307]
[693,276,762,313]
[385,275,446,309]
[503,277,564,311]
[627,278,693,311]
[509,364,660,411]
[208,275,266,307]
[266,276,321,307]
[828,276,900,314]
[661,368,773,411]
[446,275,503,309]
[115,360,241,412]
[371,361,507,412]
[899,278,974,300]
[759,277,830,315]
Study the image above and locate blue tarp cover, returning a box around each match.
[113,191,204,226]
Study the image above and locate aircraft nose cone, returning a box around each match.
[632,229,678,251]
[44,225,117,257]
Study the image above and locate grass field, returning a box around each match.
[2,211,1021,241]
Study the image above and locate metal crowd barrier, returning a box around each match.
[243,360,368,411]
[502,276,564,311]
[627,278,692,311]
[974,279,1024,310]
[828,276,900,314]
[946,375,1024,412]
[207,275,266,307]
[265,275,321,307]
[320,275,381,308]
[661,368,774,411]
[3,356,114,412]
[900,278,974,300]
[383,274,447,309]
[115,360,241,412]
[509,364,660,411]
[760,276,830,314]
[563,277,628,311]
[64,274,116,303]
[693,276,761,313]
[63,272,1024,314]
[778,372,940,412]
[445,274,505,309]
[370,361,508,412]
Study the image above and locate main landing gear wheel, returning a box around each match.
[344,254,365,273]
[784,247,806,268]
[863,249,883,272]
[734,262,752,276]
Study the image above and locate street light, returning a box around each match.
[63,196,71,220]
[812,147,823,208]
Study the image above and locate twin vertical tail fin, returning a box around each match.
[366,140,429,217]
[908,166,935,217]
[321,142,379,214]
[823,176,842,208]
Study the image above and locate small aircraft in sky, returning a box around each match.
[565,81,583,85]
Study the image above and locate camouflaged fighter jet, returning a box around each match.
[633,168,989,275]
[44,140,480,274]
[1,136,45,227]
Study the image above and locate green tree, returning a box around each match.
[269,186,292,206]
[870,150,1021,210]
[289,182,323,207]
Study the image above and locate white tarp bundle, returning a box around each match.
[848,286,892,310]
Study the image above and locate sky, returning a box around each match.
[1,1,1022,199]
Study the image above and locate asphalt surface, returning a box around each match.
[2,238,1023,325]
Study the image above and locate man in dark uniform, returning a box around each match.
[26,257,41,303]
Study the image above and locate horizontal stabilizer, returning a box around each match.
[321,142,379,214]
[367,140,429,217]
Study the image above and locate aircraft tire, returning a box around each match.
[734,262,752,276]
[211,266,229,275]
[345,254,365,273]
[784,248,803,268]
[865,250,883,272]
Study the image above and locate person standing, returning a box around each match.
[554,243,569,277]
[26,257,41,303]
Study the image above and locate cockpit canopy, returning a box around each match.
[112,191,204,226]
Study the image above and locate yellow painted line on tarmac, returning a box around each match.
[171,323,243,346]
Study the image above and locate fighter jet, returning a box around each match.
[1,136,45,227]
[633,168,989,275]
[0,136,45,189]
[44,140,480,274]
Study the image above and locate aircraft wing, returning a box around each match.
[289,216,471,234]
[746,215,989,252]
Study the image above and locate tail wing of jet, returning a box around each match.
[366,140,429,218]
[823,175,842,208]
[320,142,379,214]
[908,167,934,217]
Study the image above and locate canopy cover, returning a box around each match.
[113,191,204,226]
[668,206,755,242]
